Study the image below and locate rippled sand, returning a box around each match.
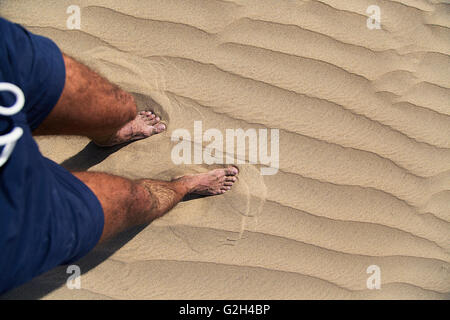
[1,0,449,299]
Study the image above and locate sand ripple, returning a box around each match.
[1,0,449,299]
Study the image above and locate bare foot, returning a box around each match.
[179,166,239,195]
[95,111,166,147]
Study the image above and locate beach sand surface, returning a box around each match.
[1,0,449,299]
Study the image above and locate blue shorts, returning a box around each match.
[0,18,104,294]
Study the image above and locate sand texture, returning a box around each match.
[0,0,449,299]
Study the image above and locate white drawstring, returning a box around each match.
[0,82,24,167]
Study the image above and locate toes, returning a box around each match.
[142,123,165,137]
[138,110,166,135]
[140,112,158,124]
[224,176,236,186]
[152,123,166,134]
[224,166,239,176]
[219,174,237,193]
[220,186,231,193]
[147,116,160,126]
[139,110,153,117]
[139,111,159,120]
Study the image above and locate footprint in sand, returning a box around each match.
[153,165,267,253]
[223,165,267,243]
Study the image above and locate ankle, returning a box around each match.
[172,175,195,194]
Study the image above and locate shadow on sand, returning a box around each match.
[0,224,147,300]
[0,139,205,299]
[60,141,129,172]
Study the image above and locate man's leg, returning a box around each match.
[33,54,165,146]
[33,54,240,244]
[73,166,239,243]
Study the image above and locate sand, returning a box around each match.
[0,0,449,299]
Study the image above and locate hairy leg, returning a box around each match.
[73,172,188,242]
[73,166,238,243]
[34,54,165,145]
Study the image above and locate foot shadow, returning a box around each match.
[60,140,131,171]
[182,193,207,202]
